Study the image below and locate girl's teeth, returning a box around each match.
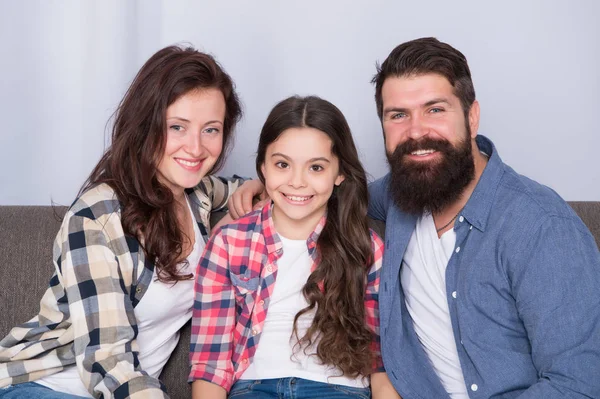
[287,195,310,201]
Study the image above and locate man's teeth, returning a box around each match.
[285,195,311,201]
[411,149,435,156]
[178,159,200,166]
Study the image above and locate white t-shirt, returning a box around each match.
[37,199,203,397]
[400,212,468,398]
[241,235,368,388]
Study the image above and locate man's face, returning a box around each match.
[381,73,479,214]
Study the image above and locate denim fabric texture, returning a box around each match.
[229,378,371,399]
[0,382,89,398]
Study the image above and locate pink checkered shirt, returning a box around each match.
[189,202,385,391]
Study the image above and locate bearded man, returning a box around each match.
[225,37,600,399]
[369,37,600,398]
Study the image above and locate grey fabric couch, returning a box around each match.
[1,203,599,398]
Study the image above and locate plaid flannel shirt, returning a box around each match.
[0,175,244,399]
[189,202,385,392]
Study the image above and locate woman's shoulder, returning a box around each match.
[188,175,246,208]
[51,184,130,259]
[66,183,122,223]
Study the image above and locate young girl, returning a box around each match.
[0,45,243,398]
[190,96,398,398]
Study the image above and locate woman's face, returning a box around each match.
[157,88,226,198]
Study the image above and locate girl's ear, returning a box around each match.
[261,163,266,177]
[334,174,345,186]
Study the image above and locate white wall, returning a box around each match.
[1,0,598,205]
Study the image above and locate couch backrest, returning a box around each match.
[1,202,598,336]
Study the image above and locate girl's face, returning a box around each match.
[157,88,226,198]
[261,127,345,240]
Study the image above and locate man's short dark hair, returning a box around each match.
[372,37,476,120]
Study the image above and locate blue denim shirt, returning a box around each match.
[369,135,600,398]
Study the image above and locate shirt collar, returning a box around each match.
[185,186,211,212]
[260,201,327,257]
[461,135,506,232]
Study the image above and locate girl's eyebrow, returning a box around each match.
[271,153,331,163]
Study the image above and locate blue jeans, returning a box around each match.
[229,377,371,399]
[0,382,89,398]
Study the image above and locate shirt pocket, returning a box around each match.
[230,271,260,312]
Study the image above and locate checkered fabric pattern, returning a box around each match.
[189,202,385,392]
[0,175,244,398]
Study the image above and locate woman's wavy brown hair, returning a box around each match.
[256,96,375,377]
[80,45,242,282]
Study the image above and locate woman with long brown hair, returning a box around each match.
[189,96,398,398]
[0,45,244,398]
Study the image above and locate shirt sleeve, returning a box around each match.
[188,229,237,391]
[511,214,600,398]
[203,175,247,212]
[365,229,385,373]
[367,174,390,222]
[59,214,168,399]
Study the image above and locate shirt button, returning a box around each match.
[455,247,461,253]
[267,266,273,272]
[252,329,259,336]
[452,291,457,299]
[135,287,142,293]
[242,358,248,364]
[469,225,473,230]
[259,300,265,305]
[459,216,464,223]
[471,384,478,392]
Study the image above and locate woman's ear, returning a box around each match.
[335,174,345,186]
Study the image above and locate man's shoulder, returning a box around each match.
[368,174,392,208]
[497,164,576,221]
[369,173,391,194]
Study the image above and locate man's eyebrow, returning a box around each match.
[383,99,451,115]
[424,98,451,107]
[383,107,409,115]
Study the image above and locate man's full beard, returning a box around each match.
[386,133,475,215]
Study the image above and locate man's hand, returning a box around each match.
[228,179,268,219]
[371,372,402,399]
[192,380,227,399]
